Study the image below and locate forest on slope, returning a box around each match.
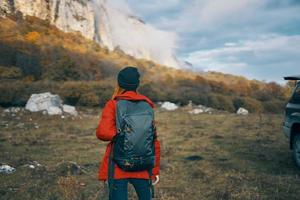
[0,16,291,113]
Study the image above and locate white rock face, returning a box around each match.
[237,107,249,115]
[0,0,179,68]
[0,164,16,174]
[25,92,62,114]
[161,102,178,111]
[62,104,78,116]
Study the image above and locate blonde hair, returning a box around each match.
[111,84,126,100]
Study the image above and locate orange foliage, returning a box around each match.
[25,31,40,42]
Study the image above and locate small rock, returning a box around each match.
[189,108,204,114]
[47,106,62,115]
[0,164,16,174]
[33,161,42,167]
[237,107,249,115]
[28,164,35,169]
[11,107,21,113]
[4,109,10,113]
[62,105,78,116]
[61,115,65,119]
[161,102,178,111]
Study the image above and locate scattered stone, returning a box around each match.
[237,107,249,115]
[3,108,10,113]
[188,105,213,114]
[161,102,178,111]
[23,161,42,169]
[10,107,21,113]
[16,123,25,128]
[62,105,78,116]
[28,164,35,169]
[33,161,42,167]
[189,108,204,114]
[184,155,203,161]
[0,164,16,174]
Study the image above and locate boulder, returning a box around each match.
[25,92,78,116]
[62,105,78,116]
[25,92,62,114]
[237,107,249,115]
[161,102,178,111]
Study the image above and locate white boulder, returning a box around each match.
[25,92,62,113]
[161,102,178,111]
[0,164,15,174]
[62,105,78,116]
[237,107,249,115]
[25,92,78,116]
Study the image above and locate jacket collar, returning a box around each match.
[114,91,154,108]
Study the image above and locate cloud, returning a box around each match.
[183,35,300,81]
[111,0,300,81]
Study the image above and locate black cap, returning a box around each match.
[117,66,140,91]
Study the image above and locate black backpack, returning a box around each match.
[108,99,156,197]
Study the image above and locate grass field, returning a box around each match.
[0,106,299,200]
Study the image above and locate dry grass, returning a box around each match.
[0,106,299,200]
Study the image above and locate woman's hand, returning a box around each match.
[152,175,159,185]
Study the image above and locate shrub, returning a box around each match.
[262,99,286,114]
[207,94,235,112]
[78,92,99,106]
[0,66,22,79]
[25,31,40,42]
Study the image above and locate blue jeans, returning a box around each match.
[109,179,151,200]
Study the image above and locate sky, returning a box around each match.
[110,0,300,83]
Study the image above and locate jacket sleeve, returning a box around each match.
[96,100,117,141]
[152,138,161,177]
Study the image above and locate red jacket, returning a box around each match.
[96,91,160,181]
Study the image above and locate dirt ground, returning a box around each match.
[0,107,299,200]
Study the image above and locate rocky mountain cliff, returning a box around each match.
[0,0,180,68]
